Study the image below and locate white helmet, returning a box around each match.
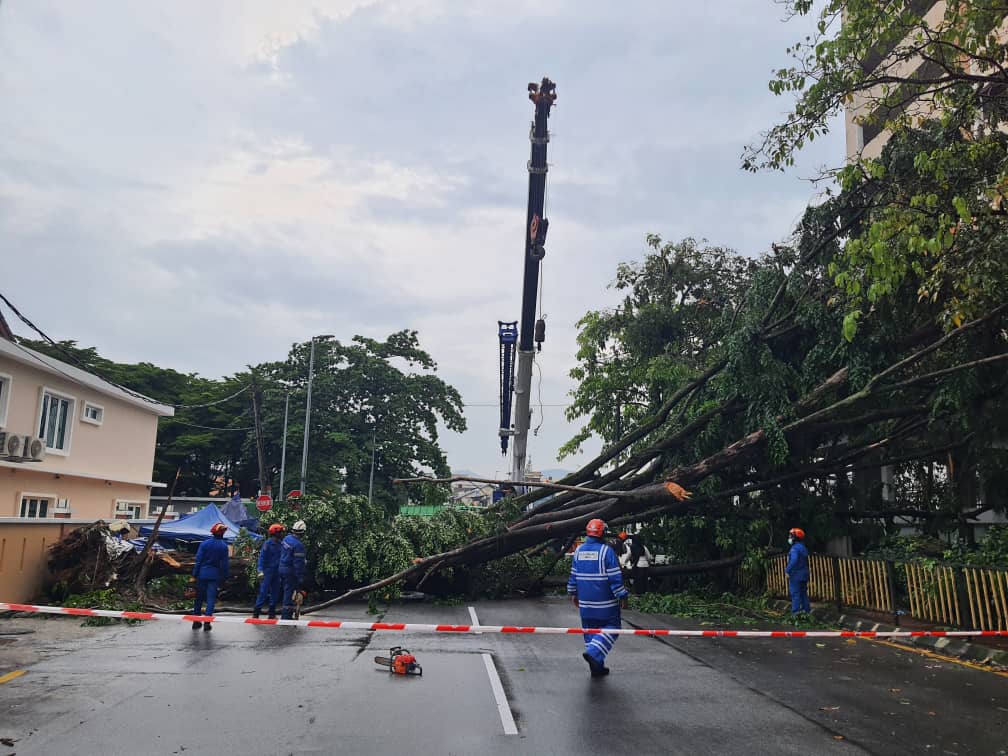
[292,520,307,534]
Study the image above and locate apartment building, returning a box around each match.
[0,326,173,600]
[846,1,947,160]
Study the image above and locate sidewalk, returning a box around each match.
[772,600,1008,667]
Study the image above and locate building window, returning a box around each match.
[0,373,10,428]
[115,501,142,519]
[81,402,104,426]
[38,388,75,454]
[148,502,174,516]
[20,496,51,518]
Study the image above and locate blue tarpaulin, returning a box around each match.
[138,503,259,545]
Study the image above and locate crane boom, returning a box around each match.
[499,77,555,484]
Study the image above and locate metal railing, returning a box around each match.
[768,552,1008,630]
[962,565,1008,631]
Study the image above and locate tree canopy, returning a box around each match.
[745,0,1008,337]
[18,330,465,513]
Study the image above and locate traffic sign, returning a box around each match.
[255,495,272,512]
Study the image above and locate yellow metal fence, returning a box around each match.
[767,552,1008,630]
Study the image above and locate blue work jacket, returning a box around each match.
[193,537,230,581]
[257,537,283,573]
[786,541,810,582]
[567,536,629,619]
[278,534,306,581]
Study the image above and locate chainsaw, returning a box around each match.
[374,646,422,676]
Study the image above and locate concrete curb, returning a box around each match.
[771,600,1008,667]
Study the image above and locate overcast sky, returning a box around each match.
[0,1,844,479]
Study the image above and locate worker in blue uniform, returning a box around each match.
[252,523,285,619]
[786,527,811,614]
[567,518,629,677]
[192,522,230,631]
[279,520,308,620]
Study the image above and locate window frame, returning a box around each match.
[0,372,11,429]
[37,386,76,456]
[81,401,104,426]
[18,491,56,519]
[114,500,143,519]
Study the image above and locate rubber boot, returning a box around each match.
[203,622,212,632]
[192,621,201,630]
[582,652,605,676]
[267,610,276,619]
[252,608,261,619]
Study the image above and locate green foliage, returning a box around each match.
[628,591,776,627]
[20,330,465,515]
[864,534,949,562]
[146,574,191,598]
[745,1,1008,338]
[746,0,1008,173]
[63,590,144,627]
[562,237,758,457]
[942,526,1008,568]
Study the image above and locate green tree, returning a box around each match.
[258,331,465,514]
[745,0,1008,335]
[17,329,466,512]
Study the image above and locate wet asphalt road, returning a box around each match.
[1,597,1006,755]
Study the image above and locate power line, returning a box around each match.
[464,403,570,407]
[0,291,251,409]
[170,420,255,432]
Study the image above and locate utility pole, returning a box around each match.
[250,372,270,497]
[278,391,290,500]
[299,338,316,495]
[367,424,377,507]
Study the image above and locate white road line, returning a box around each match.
[469,606,517,736]
[481,653,518,736]
[467,605,482,634]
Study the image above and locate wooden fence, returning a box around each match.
[767,552,1008,630]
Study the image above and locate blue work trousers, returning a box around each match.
[193,579,219,617]
[254,570,281,614]
[788,577,811,614]
[280,574,300,620]
[580,611,621,666]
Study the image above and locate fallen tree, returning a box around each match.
[293,122,1008,612]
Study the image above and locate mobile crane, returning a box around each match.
[498,77,555,485]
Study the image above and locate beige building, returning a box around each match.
[846,2,947,161]
[0,329,172,601]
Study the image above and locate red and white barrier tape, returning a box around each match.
[4,602,1008,638]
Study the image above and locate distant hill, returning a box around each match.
[539,468,573,481]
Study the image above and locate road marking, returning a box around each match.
[467,606,482,634]
[481,654,518,735]
[0,670,26,685]
[470,606,517,735]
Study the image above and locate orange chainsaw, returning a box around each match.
[374,646,422,676]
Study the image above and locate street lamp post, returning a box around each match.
[367,424,377,507]
[299,338,316,495]
[278,391,290,501]
[299,335,333,495]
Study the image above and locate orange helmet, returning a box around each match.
[586,519,606,538]
[618,532,628,540]
[268,523,285,536]
[210,522,228,537]
[789,527,805,540]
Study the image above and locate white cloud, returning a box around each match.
[0,0,845,475]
